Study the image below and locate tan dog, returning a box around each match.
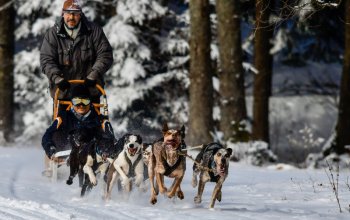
[148,123,186,204]
[191,143,232,208]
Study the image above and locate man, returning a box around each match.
[40,0,113,102]
[41,84,114,176]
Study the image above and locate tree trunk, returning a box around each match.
[216,0,247,142]
[0,0,15,142]
[188,0,213,146]
[332,0,350,154]
[252,0,274,144]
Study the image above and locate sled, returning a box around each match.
[49,80,109,182]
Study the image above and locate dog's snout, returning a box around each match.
[129,143,134,148]
[221,157,227,164]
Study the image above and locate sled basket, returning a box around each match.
[49,80,109,182]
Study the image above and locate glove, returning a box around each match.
[48,146,56,159]
[56,79,70,91]
[84,78,97,87]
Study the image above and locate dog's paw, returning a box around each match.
[89,175,97,186]
[177,190,184,200]
[194,196,202,204]
[150,197,157,205]
[216,190,222,202]
[167,191,175,198]
[66,176,73,185]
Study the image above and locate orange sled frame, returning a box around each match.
[49,80,109,182]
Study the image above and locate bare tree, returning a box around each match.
[188,0,214,145]
[0,0,15,141]
[252,0,274,144]
[216,0,247,142]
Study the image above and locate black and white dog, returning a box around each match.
[191,143,232,208]
[105,133,144,200]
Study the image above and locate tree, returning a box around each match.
[252,0,274,144]
[216,0,247,142]
[0,0,14,141]
[188,0,214,145]
[331,0,350,155]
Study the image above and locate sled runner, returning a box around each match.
[49,80,109,182]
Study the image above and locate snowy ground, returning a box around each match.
[0,146,350,220]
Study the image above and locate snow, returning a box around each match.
[0,146,350,219]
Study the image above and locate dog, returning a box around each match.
[148,122,186,204]
[66,128,115,197]
[66,128,99,196]
[191,142,232,208]
[104,133,144,200]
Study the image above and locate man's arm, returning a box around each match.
[86,24,113,81]
[41,117,62,158]
[40,30,63,84]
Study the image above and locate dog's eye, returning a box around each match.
[225,154,230,158]
[217,153,221,157]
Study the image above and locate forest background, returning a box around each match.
[0,0,347,167]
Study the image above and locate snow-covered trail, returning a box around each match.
[0,146,349,220]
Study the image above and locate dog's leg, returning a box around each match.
[191,169,200,188]
[134,163,145,191]
[155,172,167,194]
[83,155,97,186]
[66,152,78,185]
[194,173,207,204]
[176,184,184,200]
[209,179,224,208]
[98,162,109,195]
[105,162,117,200]
[167,175,184,198]
[148,156,158,204]
[114,165,131,192]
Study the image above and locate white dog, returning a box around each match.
[104,134,144,200]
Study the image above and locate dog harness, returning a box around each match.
[124,152,142,178]
[163,153,185,176]
[208,158,220,182]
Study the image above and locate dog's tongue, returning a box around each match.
[129,148,137,155]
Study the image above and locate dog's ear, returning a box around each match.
[227,148,233,157]
[180,125,185,139]
[142,143,147,151]
[137,135,142,144]
[142,143,151,151]
[162,122,169,133]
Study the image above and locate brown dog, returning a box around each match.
[191,143,232,208]
[148,123,186,204]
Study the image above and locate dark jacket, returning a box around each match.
[40,14,113,99]
[41,107,114,158]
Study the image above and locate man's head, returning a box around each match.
[70,84,91,115]
[62,0,82,29]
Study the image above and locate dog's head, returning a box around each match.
[142,143,153,165]
[120,134,143,157]
[69,127,95,148]
[162,122,185,150]
[213,148,232,177]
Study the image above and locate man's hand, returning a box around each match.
[56,79,70,91]
[84,78,96,87]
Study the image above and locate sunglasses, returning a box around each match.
[72,98,91,106]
